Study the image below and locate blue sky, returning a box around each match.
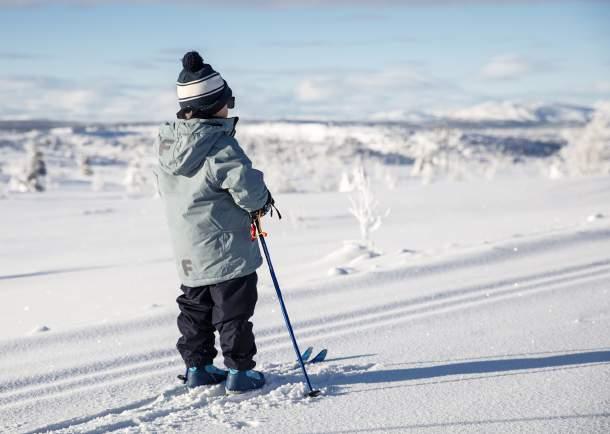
[0,1,609,122]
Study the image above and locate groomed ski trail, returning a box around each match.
[1,224,610,433]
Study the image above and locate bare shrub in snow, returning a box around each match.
[347,163,388,248]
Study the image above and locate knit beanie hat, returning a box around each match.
[176,51,233,117]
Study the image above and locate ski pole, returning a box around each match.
[253,217,321,398]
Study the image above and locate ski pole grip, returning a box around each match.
[253,216,268,238]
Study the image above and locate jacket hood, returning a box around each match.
[156,117,238,177]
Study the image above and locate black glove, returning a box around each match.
[251,192,282,220]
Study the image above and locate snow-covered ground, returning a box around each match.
[1,172,609,433]
[1,107,609,433]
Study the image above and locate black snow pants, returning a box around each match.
[176,272,258,371]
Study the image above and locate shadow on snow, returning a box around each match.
[329,350,610,387]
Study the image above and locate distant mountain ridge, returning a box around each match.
[371,102,594,127]
[0,102,595,131]
[439,102,593,125]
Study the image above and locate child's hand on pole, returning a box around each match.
[250,192,282,220]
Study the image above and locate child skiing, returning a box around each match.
[153,51,273,393]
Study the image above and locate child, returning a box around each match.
[154,51,273,393]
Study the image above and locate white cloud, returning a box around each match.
[294,67,436,103]
[288,66,459,119]
[295,79,333,102]
[481,54,531,80]
[0,64,462,122]
[0,76,176,122]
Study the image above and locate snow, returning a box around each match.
[557,101,610,176]
[1,115,610,433]
[444,101,540,123]
[439,101,593,125]
[370,101,593,126]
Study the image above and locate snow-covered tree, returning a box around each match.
[124,148,156,195]
[409,128,470,183]
[80,156,94,176]
[9,145,47,192]
[124,159,148,193]
[26,149,47,192]
[559,102,610,176]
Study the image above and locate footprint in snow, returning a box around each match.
[28,325,51,335]
[328,267,354,276]
[587,213,605,222]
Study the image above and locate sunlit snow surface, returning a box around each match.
[0,108,609,433]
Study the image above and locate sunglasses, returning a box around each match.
[227,96,235,109]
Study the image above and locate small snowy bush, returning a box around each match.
[347,162,389,249]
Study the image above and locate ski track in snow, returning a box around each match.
[2,224,610,433]
[0,257,172,281]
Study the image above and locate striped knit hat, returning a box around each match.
[176,51,232,117]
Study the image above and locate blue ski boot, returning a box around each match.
[182,364,228,388]
[225,369,265,394]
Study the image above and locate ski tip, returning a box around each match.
[310,349,328,363]
[307,389,322,398]
[300,346,314,362]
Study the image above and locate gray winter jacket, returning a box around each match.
[153,117,269,286]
